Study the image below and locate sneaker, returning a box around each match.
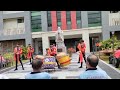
[78,62,80,63]
[14,69,18,71]
[79,66,82,68]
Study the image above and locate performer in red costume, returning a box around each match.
[77,41,83,68]
[14,44,24,71]
[80,40,86,63]
[51,44,61,69]
[27,44,34,64]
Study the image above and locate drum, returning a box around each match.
[43,56,56,69]
[57,52,71,67]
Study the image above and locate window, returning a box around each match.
[31,11,42,32]
[47,11,52,27]
[88,11,101,27]
[76,11,81,24]
[110,11,119,13]
[66,11,71,24]
[17,19,24,23]
[57,11,61,26]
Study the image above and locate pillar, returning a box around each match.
[35,39,39,55]
[82,30,90,53]
[42,34,50,55]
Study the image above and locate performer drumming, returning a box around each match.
[14,44,24,71]
[27,44,34,64]
[80,40,86,63]
[51,44,61,69]
[77,41,83,68]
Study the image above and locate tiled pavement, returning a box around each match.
[1,53,114,79]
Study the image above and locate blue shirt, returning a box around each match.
[25,72,51,79]
[79,68,109,79]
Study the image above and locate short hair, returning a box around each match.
[81,40,84,42]
[32,59,43,70]
[87,55,99,67]
[118,47,120,49]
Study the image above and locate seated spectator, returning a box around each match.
[0,54,6,64]
[79,54,109,79]
[0,74,9,79]
[25,59,51,79]
[113,47,120,68]
[114,47,120,59]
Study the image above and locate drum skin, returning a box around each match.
[43,56,56,69]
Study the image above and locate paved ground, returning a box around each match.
[1,52,114,79]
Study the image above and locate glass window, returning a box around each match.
[31,11,42,32]
[66,11,71,24]
[17,19,24,23]
[57,11,61,26]
[47,11,52,27]
[88,11,101,27]
[110,11,119,13]
[76,11,81,24]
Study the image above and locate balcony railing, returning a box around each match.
[2,28,25,36]
[109,13,120,26]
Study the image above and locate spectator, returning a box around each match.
[79,54,109,79]
[114,47,120,68]
[0,54,6,68]
[25,59,51,79]
[0,74,9,79]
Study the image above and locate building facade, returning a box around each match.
[0,11,120,55]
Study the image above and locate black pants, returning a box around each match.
[30,54,33,64]
[54,54,61,69]
[82,52,86,63]
[15,54,24,70]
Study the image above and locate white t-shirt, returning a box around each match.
[0,74,9,79]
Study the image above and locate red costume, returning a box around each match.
[81,42,86,53]
[14,47,22,61]
[51,46,57,56]
[27,47,34,59]
[77,43,83,63]
[46,48,51,56]
[114,50,120,58]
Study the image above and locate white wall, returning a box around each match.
[3,18,25,35]
[3,11,24,14]
[109,13,120,26]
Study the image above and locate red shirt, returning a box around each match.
[114,50,120,58]
[81,43,86,53]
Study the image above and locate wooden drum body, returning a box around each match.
[57,52,71,67]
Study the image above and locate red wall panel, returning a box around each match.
[51,11,57,31]
[71,11,77,29]
[61,11,67,30]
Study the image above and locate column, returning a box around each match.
[81,11,88,28]
[101,11,110,40]
[0,11,3,36]
[35,39,39,55]
[24,11,32,46]
[41,11,48,32]
[61,11,67,30]
[42,34,50,55]
[51,11,57,31]
[82,30,90,53]
[71,11,77,29]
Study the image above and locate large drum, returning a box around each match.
[43,56,56,69]
[56,52,71,67]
